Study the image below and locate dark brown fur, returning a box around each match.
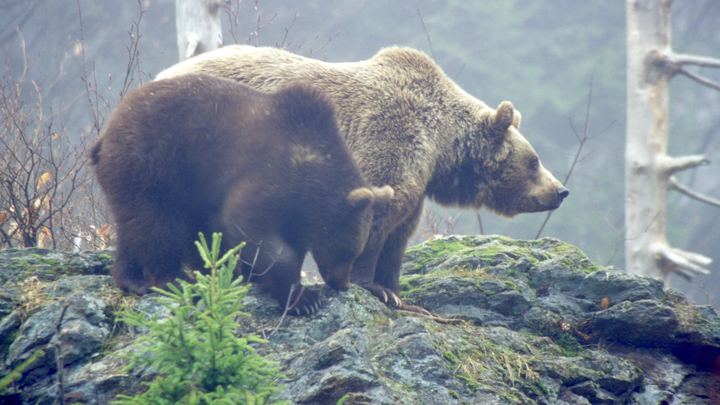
[90,74,392,315]
[157,47,569,314]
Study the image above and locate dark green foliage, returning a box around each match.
[114,233,287,405]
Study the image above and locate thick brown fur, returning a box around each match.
[90,74,393,315]
[156,47,569,313]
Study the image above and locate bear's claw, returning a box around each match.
[360,282,426,313]
[389,291,402,308]
[379,290,388,303]
[284,286,322,316]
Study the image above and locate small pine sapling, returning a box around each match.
[114,232,287,405]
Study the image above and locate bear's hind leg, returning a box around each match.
[111,240,152,295]
[117,207,193,294]
[140,221,194,292]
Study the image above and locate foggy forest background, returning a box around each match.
[1,0,718,307]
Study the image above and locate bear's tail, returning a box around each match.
[89,139,102,166]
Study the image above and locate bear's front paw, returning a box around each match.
[359,282,432,315]
[283,284,322,316]
[358,282,403,309]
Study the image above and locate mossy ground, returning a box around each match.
[427,321,549,401]
[403,235,601,278]
[401,236,599,359]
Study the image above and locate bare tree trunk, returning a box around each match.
[175,0,225,62]
[625,0,716,284]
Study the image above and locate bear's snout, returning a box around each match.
[550,187,569,209]
[557,187,569,201]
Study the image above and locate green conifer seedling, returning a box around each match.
[114,232,287,405]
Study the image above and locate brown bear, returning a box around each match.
[156,46,569,314]
[90,73,393,315]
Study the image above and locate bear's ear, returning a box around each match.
[347,185,395,211]
[492,101,515,133]
[512,108,521,130]
[346,187,375,211]
[371,185,394,205]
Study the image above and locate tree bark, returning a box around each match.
[175,0,225,62]
[625,0,711,283]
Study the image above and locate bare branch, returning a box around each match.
[301,31,339,58]
[14,27,27,84]
[668,52,720,69]
[668,176,720,208]
[677,67,720,92]
[245,0,277,46]
[120,0,147,98]
[656,244,711,282]
[659,154,709,176]
[453,63,465,81]
[649,51,720,91]
[223,0,242,45]
[278,12,299,50]
[270,282,296,338]
[590,201,624,266]
[414,0,435,61]
[535,77,613,239]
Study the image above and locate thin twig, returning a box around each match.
[678,67,720,92]
[245,0,277,46]
[669,176,720,207]
[397,309,465,324]
[535,76,615,238]
[278,12,299,49]
[223,0,243,45]
[120,0,147,98]
[453,63,466,81]
[688,282,719,309]
[590,202,624,266]
[302,31,339,57]
[269,283,296,338]
[414,0,435,61]
[14,27,27,85]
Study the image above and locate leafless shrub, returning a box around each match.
[223,0,277,47]
[0,73,95,249]
[223,0,337,56]
[418,205,463,242]
[0,1,149,251]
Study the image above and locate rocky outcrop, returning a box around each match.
[1,235,719,404]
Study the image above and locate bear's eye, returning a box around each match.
[529,158,539,172]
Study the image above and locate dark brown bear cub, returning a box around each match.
[90,74,392,315]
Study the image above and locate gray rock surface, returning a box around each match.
[1,235,719,404]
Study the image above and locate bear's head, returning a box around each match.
[428,101,568,217]
[479,102,569,217]
[312,185,394,291]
